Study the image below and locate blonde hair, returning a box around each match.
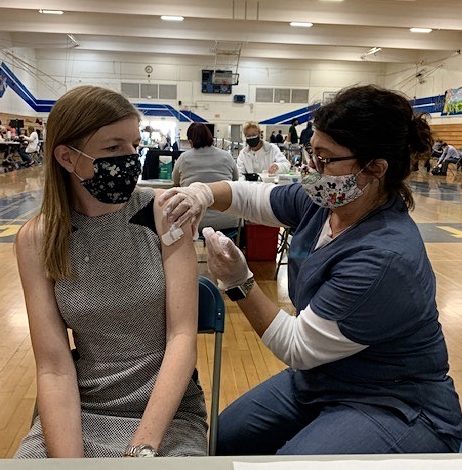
[243,121,260,134]
[39,85,140,281]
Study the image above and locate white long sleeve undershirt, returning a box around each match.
[261,305,368,370]
[223,180,285,227]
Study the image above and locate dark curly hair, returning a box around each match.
[313,85,433,210]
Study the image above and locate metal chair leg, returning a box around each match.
[208,332,223,456]
[274,228,290,280]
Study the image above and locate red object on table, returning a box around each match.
[245,223,280,261]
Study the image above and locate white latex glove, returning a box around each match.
[202,227,253,290]
[158,182,214,236]
[268,163,279,175]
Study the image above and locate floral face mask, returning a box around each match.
[301,167,368,210]
[68,146,141,204]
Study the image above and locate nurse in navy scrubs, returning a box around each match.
[159,85,462,454]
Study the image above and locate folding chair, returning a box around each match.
[198,275,225,456]
[274,227,291,280]
[28,141,44,164]
[451,153,462,172]
[31,277,226,456]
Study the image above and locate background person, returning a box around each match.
[19,126,40,164]
[299,121,315,166]
[275,130,284,144]
[434,142,460,175]
[173,122,239,232]
[159,85,462,455]
[299,121,314,147]
[432,139,444,159]
[15,85,207,458]
[287,118,299,144]
[237,121,290,178]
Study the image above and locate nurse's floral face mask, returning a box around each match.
[68,146,141,204]
[301,170,367,209]
[302,154,371,209]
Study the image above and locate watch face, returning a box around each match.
[138,447,156,457]
[226,286,246,301]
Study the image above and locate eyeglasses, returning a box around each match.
[310,153,358,174]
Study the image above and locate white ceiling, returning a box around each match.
[1,0,462,64]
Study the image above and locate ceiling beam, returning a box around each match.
[0,11,460,51]
[1,0,462,30]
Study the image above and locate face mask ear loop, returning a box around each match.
[67,146,94,182]
[356,159,373,177]
[354,160,374,193]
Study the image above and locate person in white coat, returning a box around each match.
[237,122,290,178]
[18,126,39,165]
[24,126,39,154]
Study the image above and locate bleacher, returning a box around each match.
[430,123,462,148]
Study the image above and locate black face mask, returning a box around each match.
[246,136,260,148]
[69,146,141,204]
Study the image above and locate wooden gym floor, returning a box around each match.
[0,166,461,457]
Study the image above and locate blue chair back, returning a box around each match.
[198,276,225,334]
[197,276,225,456]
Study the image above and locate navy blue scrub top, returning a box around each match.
[270,183,462,438]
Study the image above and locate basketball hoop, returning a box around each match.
[212,71,239,86]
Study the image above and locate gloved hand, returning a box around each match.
[268,163,279,175]
[158,182,214,235]
[202,227,253,290]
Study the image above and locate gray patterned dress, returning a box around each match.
[16,188,208,458]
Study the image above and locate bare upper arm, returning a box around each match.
[152,190,198,339]
[16,219,75,375]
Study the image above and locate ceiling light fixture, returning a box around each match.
[38,9,64,14]
[160,15,184,21]
[410,27,433,33]
[290,22,314,28]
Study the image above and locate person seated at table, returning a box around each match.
[14,85,207,458]
[18,126,40,165]
[173,123,239,233]
[237,121,290,179]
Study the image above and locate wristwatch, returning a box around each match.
[124,444,159,457]
[225,277,255,301]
